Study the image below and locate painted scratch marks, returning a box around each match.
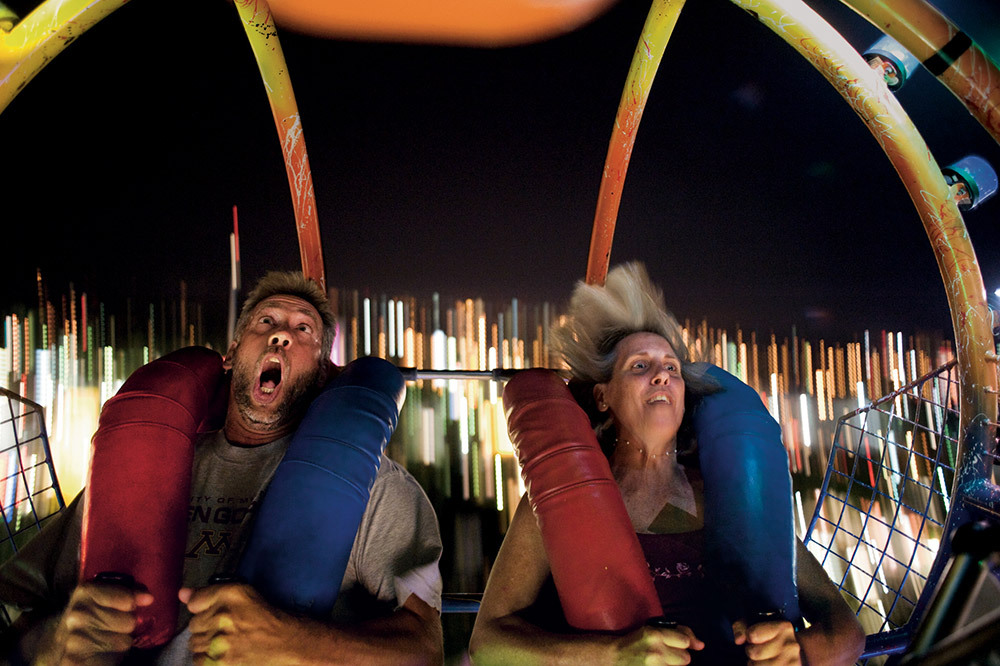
[956,47,1000,137]
[280,112,314,223]
[236,0,275,34]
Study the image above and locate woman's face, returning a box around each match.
[594,332,685,449]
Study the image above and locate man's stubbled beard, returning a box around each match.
[230,346,325,432]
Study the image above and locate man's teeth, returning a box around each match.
[261,386,275,394]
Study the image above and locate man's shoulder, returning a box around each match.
[369,456,436,510]
[376,454,407,475]
[373,455,421,488]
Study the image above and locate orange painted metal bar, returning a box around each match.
[0,0,130,116]
[266,0,617,47]
[731,0,996,496]
[234,0,325,290]
[585,0,687,286]
[842,0,1000,148]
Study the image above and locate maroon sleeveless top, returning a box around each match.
[636,530,707,619]
[637,530,743,664]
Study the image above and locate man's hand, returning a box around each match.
[180,582,306,666]
[182,583,443,666]
[41,580,153,666]
[733,619,801,666]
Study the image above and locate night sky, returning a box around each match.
[4,0,1000,342]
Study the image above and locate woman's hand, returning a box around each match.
[733,619,801,665]
[615,623,704,666]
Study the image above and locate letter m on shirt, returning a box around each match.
[185,530,232,559]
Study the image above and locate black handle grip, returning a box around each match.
[94,572,136,587]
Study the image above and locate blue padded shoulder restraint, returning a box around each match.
[238,356,406,615]
[692,363,801,626]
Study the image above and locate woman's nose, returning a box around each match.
[270,331,291,347]
[651,368,670,385]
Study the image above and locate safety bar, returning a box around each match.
[441,592,483,613]
[397,368,553,382]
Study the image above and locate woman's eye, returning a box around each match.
[631,361,647,370]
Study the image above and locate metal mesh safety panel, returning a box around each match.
[804,361,960,655]
[0,388,66,625]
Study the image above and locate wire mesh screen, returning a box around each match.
[0,387,66,627]
[804,361,960,652]
[0,388,65,562]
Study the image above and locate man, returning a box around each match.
[0,272,444,665]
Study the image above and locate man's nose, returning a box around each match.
[270,330,292,347]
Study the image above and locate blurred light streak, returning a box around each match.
[768,372,780,421]
[816,369,827,421]
[488,347,498,404]
[396,300,404,362]
[795,489,806,537]
[495,453,504,512]
[936,466,951,513]
[388,298,396,359]
[800,394,811,448]
[738,343,748,383]
[363,298,371,356]
[905,431,919,481]
[3,453,16,520]
[478,315,486,371]
[421,406,435,465]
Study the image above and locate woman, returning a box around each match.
[469,263,865,665]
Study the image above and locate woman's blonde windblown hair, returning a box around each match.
[553,262,691,384]
[552,262,717,447]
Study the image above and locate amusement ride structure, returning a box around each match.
[2,0,999,662]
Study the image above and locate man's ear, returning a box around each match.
[593,384,609,412]
[222,341,238,371]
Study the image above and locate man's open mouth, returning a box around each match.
[259,357,283,394]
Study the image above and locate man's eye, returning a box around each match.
[260,316,273,325]
[298,325,311,333]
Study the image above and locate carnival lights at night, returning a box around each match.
[3,0,1000,662]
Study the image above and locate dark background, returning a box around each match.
[3,0,1000,341]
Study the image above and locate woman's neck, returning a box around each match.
[612,431,678,468]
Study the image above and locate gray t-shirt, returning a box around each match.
[181,430,443,616]
[0,430,443,663]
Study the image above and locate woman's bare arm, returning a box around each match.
[795,540,866,666]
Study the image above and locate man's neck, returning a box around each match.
[223,415,295,446]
